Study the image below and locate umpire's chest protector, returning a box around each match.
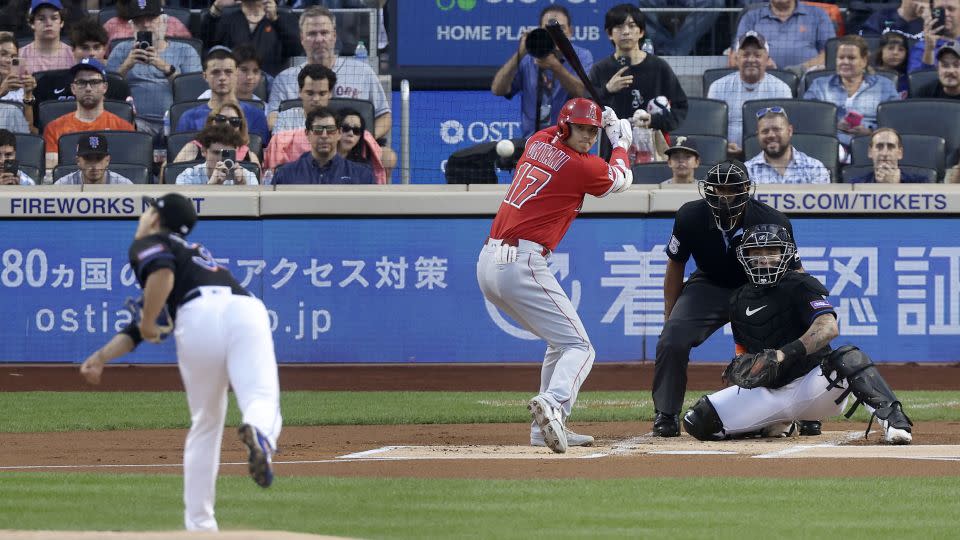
[729,273,826,352]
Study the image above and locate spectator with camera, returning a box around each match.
[106,0,201,136]
[173,101,261,168]
[202,0,302,77]
[708,31,791,156]
[914,41,960,97]
[53,133,135,185]
[272,106,374,185]
[0,33,35,133]
[43,58,135,170]
[909,0,960,72]
[175,124,258,185]
[745,107,830,184]
[175,46,270,145]
[197,44,263,103]
[490,6,591,137]
[266,6,390,141]
[19,1,74,74]
[264,63,335,172]
[32,18,132,108]
[589,4,687,157]
[733,0,835,76]
[849,128,930,183]
[803,35,900,147]
[0,129,36,185]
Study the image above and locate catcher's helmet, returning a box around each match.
[557,98,602,139]
[698,159,753,231]
[736,224,796,286]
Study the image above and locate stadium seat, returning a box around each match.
[57,131,152,166]
[850,133,946,178]
[53,163,153,184]
[13,133,47,175]
[702,68,800,98]
[37,99,135,133]
[172,72,210,103]
[743,133,839,181]
[877,99,960,164]
[166,131,199,162]
[162,159,260,184]
[631,163,711,184]
[841,164,937,183]
[742,99,838,139]
[908,69,940,97]
[667,134,728,166]
[803,69,898,94]
[676,98,728,138]
[824,36,883,70]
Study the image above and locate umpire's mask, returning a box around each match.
[736,224,796,286]
[698,160,753,231]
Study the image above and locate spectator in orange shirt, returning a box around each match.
[43,58,134,170]
[103,0,192,43]
[19,0,75,73]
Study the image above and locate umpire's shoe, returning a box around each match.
[798,420,822,436]
[238,424,274,488]
[653,412,680,437]
[528,395,568,453]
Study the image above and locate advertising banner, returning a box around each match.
[3,217,959,363]
[396,1,609,67]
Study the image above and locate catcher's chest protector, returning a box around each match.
[730,287,804,352]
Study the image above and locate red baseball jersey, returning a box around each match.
[489,126,630,251]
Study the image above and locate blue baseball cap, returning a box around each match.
[29,0,63,15]
[70,58,107,77]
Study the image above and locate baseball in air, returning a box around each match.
[496,139,515,158]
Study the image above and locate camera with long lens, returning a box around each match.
[526,28,555,59]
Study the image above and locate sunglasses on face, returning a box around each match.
[213,115,243,128]
[756,106,786,119]
[341,125,363,136]
[309,125,338,135]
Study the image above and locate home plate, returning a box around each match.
[337,445,607,460]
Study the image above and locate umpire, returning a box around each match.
[652,159,803,436]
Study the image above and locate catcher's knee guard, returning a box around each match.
[823,345,913,434]
[682,396,725,441]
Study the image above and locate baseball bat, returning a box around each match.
[545,21,603,105]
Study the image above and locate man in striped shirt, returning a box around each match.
[745,107,830,184]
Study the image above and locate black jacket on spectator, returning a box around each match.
[200,8,303,76]
[914,81,960,99]
[34,70,131,104]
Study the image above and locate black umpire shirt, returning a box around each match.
[666,198,800,289]
[729,271,836,387]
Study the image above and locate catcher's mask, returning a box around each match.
[556,97,602,140]
[698,159,754,231]
[736,224,796,286]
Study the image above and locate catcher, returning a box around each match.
[682,224,913,444]
[79,193,282,532]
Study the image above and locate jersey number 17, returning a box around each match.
[504,162,552,209]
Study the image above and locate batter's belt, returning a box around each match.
[485,237,551,258]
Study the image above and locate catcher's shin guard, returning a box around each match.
[822,345,913,437]
[682,396,725,441]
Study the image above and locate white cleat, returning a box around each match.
[880,419,913,445]
[528,395,568,454]
[532,428,594,448]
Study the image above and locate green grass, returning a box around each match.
[0,474,957,539]
[1,390,959,432]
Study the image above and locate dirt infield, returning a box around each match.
[3,422,959,480]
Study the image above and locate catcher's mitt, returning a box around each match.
[124,297,174,342]
[722,349,781,389]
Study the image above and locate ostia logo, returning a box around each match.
[440,120,465,145]
[437,0,477,11]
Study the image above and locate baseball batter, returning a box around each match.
[477,98,633,453]
[682,224,913,444]
[79,193,282,532]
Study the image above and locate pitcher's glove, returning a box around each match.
[125,297,174,342]
[722,349,780,389]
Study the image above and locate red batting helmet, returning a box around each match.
[557,98,601,139]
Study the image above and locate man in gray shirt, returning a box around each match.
[708,31,792,156]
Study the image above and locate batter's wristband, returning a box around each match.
[781,339,806,363]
